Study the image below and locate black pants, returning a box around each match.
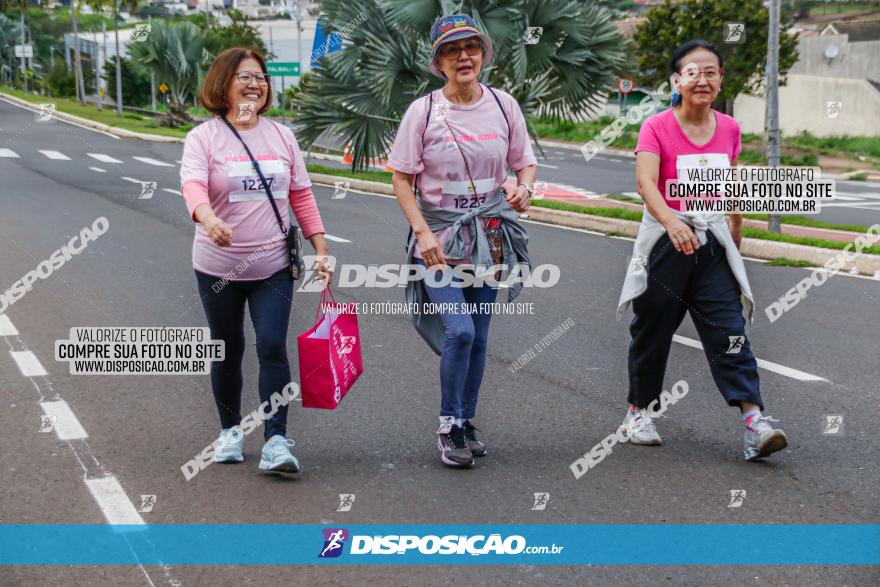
[627,232,763,410]
[195,268,294,440]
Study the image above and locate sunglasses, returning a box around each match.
[438,40,482,59]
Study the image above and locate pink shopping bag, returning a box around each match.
[297,287,363,409]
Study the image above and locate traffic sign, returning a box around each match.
[618,77,634,94]
[14,44,33,58]
[267,62,301,77]
[158,83,169,94]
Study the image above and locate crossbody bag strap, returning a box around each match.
[411,91,433,198]
[485,86,511,141]
[441,115,478,196]
[221,116,288,238]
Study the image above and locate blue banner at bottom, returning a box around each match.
[1,524,877,565]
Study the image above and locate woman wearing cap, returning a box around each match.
[617,40,787,461]
[389,14,538,468]
[180,48,332,475]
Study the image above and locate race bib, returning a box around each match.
[440,178,497,209]
[227,159,290,203]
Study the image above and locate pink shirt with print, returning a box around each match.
[635,108,742,212]
[180,117,324,280]
[388,84,536,264]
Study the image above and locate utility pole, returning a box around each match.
[766,0,782,233]
[150,16,157,112]
[20,10,27,92]
[94,25,102,111]
[71,0,87,104]
[114,4,122,115]
[295,0,302,88]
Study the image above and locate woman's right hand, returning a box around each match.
[416,229,446,267]
[203,215,232,247]
[663,216,700,255]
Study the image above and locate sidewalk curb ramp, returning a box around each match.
[311,173,880,276]
[0,92,184,143]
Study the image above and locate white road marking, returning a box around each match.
[40,400,88,440]
[121,176,149,185]
[84,476,145,525]
[324,234,351,243]
[88,153,123,164]
[89,166,108,173]
[671,335,827,382]
[39,150,71,160]
[10,350,48,377]
[536,162,559,169]
[0,148,20,158]
[0,315,19,336]
[161,188,182,195]
[132,156,173,167]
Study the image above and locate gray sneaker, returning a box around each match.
[259,435,300,474]
[437,420,474,467]
[213,427,244,463]
[743,415,788,461]
[623,406,662,445]
[462,420,487,457]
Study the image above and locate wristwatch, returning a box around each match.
[517,182,535,198]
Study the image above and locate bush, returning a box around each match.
[102,56,151,107]
[44,62,76,98]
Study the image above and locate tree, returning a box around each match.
[0,13,22,85]
[290,0,627,171]
[633,0,799,115]
[125,20,212,127]
[204,9,273,59]
[102,54,149,106]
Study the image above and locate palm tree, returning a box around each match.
[125,20,212,127]
[291,0,626,170]
[0,13,22,86]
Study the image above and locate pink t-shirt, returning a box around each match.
[635,108,742,211]
[180,117,324,280]
[388,84,536,264]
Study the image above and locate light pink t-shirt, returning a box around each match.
[388,84,536,264]
[180,117,322,280]
[635,108,742,211]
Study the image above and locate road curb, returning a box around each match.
[0,92,185,143]
[535,137,635,159]
[308,173,880,276]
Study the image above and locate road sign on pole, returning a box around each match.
[618,77,634,94]
[267,62,301,77]
[14,44,34,58]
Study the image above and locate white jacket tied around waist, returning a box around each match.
[617,208,755,322]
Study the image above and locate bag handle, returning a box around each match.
[221,116,289,240]
[314,285,339,324]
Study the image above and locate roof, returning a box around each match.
[820,19,880,42]
[614,17,647,39]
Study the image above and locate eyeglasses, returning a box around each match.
[438,40,482,59]
[677,67,725,82]
[234,71,270,85]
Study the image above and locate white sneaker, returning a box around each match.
[743,415,788,461]
[213,427,244,463]
[259,435,300,474]
[623,406,662,445]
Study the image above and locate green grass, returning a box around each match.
[766,258,816,268]
[306,163,393,184]
[0,86,189,138]
[741,215,870,233]
[529,115,641,150]
[605,193,641,202]
[848,173,868,181]
[531,200,644,222]
[742,227,880,255]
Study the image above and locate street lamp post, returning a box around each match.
[766,0,782,233]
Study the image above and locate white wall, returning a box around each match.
[734,74,880,137]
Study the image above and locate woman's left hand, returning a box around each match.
[727,216,743,250]
[506,184,531,213]
[314,253,333,288]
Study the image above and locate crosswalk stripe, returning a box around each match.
[89,166,107,173]
[672,335,826,381]
[0,148,20,158]
[88,153,123,164]
[40,400,89,440]
[161,188,182,195]
[0,315,19,336]
[324,234,351,243]
[10,350,48,377]
[39,150,71,160]
[84,477,145,525]
[132,156,173,167]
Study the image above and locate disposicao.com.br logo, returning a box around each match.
[319,529,563,558]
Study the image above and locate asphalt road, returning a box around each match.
[1,101,878,586]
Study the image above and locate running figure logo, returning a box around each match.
[139,181,157,200]
[726,336,745,354]
[823,414,844,435]
[727,489,746,508]
[531,492,550,510]
[629,257,647,276]
[336,336,357,357]
[432,103,449,121]
[131,24,151,42]
[337,493,355,512]
[525,27,543,45]
[824,101,842,120]
[236,103,255,122]
[39,415,56,433]
[332,181,350,200]
[137,495,156,513]
[724,23,745,44]
[319,528,349,558]
[36,103,56,122]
